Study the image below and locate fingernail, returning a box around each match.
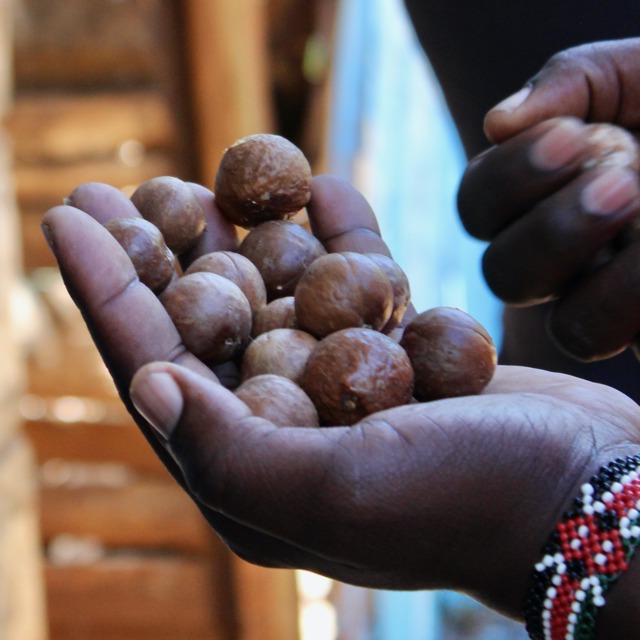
[530,119,586,171]
[490,85,532,113]
[130,369,183,440]
[581,168,640,215]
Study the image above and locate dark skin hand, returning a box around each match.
[404,0,640,402]
[458,38,640,364]
[42,175,640,636]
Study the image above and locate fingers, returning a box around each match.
[65,180,240,269]
[67,182,142,223]
[458,118,589,240]
[484,38,640,143]
[548,241,640,360]
[307,175,417,324]
[129,361,366,562]
[482,167,640,304]
[40,205,215,388]
[307,174,390,256]
[458,116,640,305]
[128,359,631,601]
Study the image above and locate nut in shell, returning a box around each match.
[131,176,206,255]
[185,250,267,315]
[239,220,326,300]
[400,307,497,402]
[234,374,319,427]
[241,328,318,384]
[300,327,415,426]
[103,217,175,294]
[215,133,313,228]
[294,252,394,338]
[160,272,251,364]
[251,296,297,338]
[364,253,411,333]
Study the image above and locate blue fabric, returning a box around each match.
[327,0,502,344]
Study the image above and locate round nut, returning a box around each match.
[300,327,415,426]
[234,374,319,428]
[185,250,267,315]
[160,272,251,364]
[364,253,411,333]
[214,133,313,228]
[295,252,394,338]
[241,328,318,384]
[239,220,326,300]
[103,217,175,294]
[400,307,497,402]
[131,176,206,255]
[251,296,297,338]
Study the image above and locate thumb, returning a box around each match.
[484,38,640,144]
[128,361,344,543]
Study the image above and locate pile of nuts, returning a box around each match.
[104,133,498,427]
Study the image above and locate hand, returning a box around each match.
[458,38,640,361]
[42,175,640,624]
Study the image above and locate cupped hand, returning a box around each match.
[458,38,640,361]
[42,176,640,622]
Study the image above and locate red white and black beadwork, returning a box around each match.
[523,454,640,640]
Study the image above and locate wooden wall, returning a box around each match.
[8,1,335,638]
[0,0,48,638]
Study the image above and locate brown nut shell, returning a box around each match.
[239,220,326,300]
[295,252,394,338]
[214,133,312,228]
[301,327,415,426]
[103,217,175,294]
[234,374,319,427]
[251,296,297,338]
[185,250,267,315]
[131,176,206,255]
[364,253,411,333]
[400,307,497,402]
[160,272,251,364]
[241,328,318,384]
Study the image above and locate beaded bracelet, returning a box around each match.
[523,454,640,640]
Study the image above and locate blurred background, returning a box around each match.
[0,0,519,638]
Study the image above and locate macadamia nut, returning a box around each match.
[160,272,251,364]
[400,307,497,401]
[215,133,313,228]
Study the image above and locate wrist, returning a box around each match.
[594,546,640,639]
[523,451,640,640]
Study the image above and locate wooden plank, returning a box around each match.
[26,342,122,402]
[14,152,177,211]
[24,418,165,476]
[8,90,176,163]
[231,556,300,640]
[45,554,236,640]
[39,474,213,554]
[180,0,275,186]
[13,0,165,90]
